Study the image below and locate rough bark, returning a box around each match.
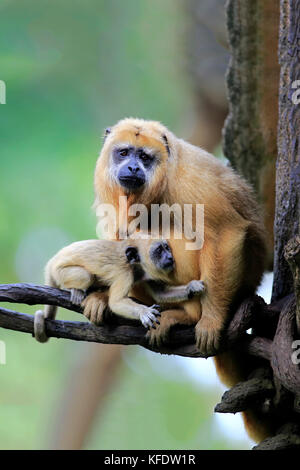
[215,368,274,413]
[272,0,300,301]
[271,296,300,393]
[253,423,300,450]
[0,284,274,359]
[224,0,280,266]
[284,236,300,330]
[221,0,300,449]
[1,284,299,395]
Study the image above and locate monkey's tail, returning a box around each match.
[44,272,59,321]
[44,304,58,321]
[34,275,58,343]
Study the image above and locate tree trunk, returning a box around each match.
[221,0,300,449]
[223,0,280,267]
[272,0,300,301]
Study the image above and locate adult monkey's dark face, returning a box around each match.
[112,145,156,191]
[94,119,171,208]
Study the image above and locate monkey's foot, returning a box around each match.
[146,311,180,347]
[140,304,161,329]
[147,309,197,348]
[70,288,86,305]
[195,317,221,356]
[187,280,205,299]
[82,291,108,325]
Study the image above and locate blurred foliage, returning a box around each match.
[0,0,249,449]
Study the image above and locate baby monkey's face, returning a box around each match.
[124,239,175,282]
[149,240,174,273]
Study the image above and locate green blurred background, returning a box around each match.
[0,0,251,449]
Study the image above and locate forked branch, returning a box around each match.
[0,283,272,359]
[0,282,299,449]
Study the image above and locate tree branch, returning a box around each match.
[253,423,300,450]
[0,283,264,359]
[0,283,291,365]
[0,282,299,449]
[215,368,274,413]
[0,304,204,358]
[271,296,300,393]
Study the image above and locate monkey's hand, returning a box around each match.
[139,304,161,329]
[82,291,108,325]
[195,316,223,356]
[187,280,205,299]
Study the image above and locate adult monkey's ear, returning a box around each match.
[125,246,141,264]
[162,134,170,157]
[103,127,111,142]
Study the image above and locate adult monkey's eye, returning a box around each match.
[119,148,129,157]
[140,152,153,163]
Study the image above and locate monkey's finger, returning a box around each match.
[141,313,158,329]
[147,319,156,329]
[151,311,161,319]
[151,304,162,312]
[83,304,91,320]
[149,316,161,328]
[140,316,151,328]
[96,303,105,325]
[147,311,160,323]
[90,301,100,324]
[148,307,161,316]
[144,321,155,329]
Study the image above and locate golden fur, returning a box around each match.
[35,238,167,337]
[94,118,266,351]
[93,118,271,442]
[36,236,204,339]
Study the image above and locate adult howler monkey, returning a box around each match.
[92,117,272,442]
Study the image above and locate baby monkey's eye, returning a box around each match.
[119,148,129,157]
[163,242,170,251]
[156,245,163,255]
